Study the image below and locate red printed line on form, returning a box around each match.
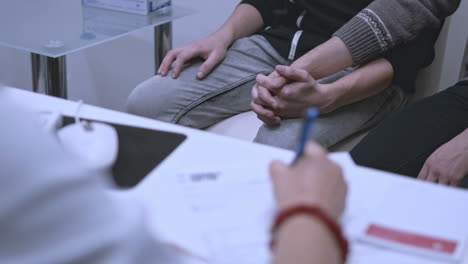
[366,224,458,255]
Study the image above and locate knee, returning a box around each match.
[254,119,333,150]
[254,122,301,150]
[126,76,181,123]
[126,76,159,117]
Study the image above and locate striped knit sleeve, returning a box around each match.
[333,0,461,64]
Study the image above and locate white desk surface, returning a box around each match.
[2,86,468,264]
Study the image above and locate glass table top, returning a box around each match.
[0,0,193,58]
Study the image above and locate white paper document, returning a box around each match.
[134,153,468,264]
[174,165,277,264]
[169,153,370,264]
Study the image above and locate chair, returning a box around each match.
[207,2,468,151]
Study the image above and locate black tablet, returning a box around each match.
[62,116,187,188]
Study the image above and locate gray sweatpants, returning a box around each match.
[126,35,408,150]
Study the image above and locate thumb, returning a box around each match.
[304,141,328,158]
[197,51,224,79]
[269,160,289,183]
[276,65,310,82]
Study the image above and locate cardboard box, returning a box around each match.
[82,0,171,15]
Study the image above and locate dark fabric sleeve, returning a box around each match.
[351,81,468,186]
[239,0,277,26]
[383,26,443,92]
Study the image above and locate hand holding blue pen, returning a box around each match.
[292,108,320,164]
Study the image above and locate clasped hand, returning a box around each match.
[251,65,334,125]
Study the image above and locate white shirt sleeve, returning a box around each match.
[0,101,180,264]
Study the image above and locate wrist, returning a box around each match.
[290,57,318,77]
[211,29,235,48]
[276,214,324,240]
[271,205,348,262]
[277,213,330,234]
[311,83,340,113]
[291,37,354,79]
[279,199,340,221]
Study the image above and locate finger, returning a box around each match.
[251,100,274,117]
[256,85,278,109]
[251,101,281,125]
[172,50,201,79]
[197,51,223,79]
[269,160,289,181]
[256,74,287,92]
[448,174,464,187]
[252,104,281,125]
[291,142,328,170]
[417,163,429,181]
[448,177,462,187]
[158,50,178,76]
[304,141,328,158]
[278,82,303,100]
[426,168,438,183]
[437,175,450,185]
[251,84,259,99]
[171,54,191,79]
[294,142,327,167]
[275,65,311,82]
[252,84,270,106]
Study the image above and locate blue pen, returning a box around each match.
[292,108,320,164]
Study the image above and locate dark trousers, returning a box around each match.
[351,80,468,187]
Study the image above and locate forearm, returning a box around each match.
[288,0,459,80]
[273,215,341,264]
[290,37,354,80]
[211,4,264,47]
[321,58,394,112]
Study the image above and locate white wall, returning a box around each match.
[412,0,468,99]
[0,0,238,111]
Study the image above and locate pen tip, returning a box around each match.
[307,108,320,118]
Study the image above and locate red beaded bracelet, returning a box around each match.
[270,205,349,263]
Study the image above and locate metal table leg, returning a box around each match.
[31,53,67,98]
[154,22,172,73]
[31,54,41,93]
